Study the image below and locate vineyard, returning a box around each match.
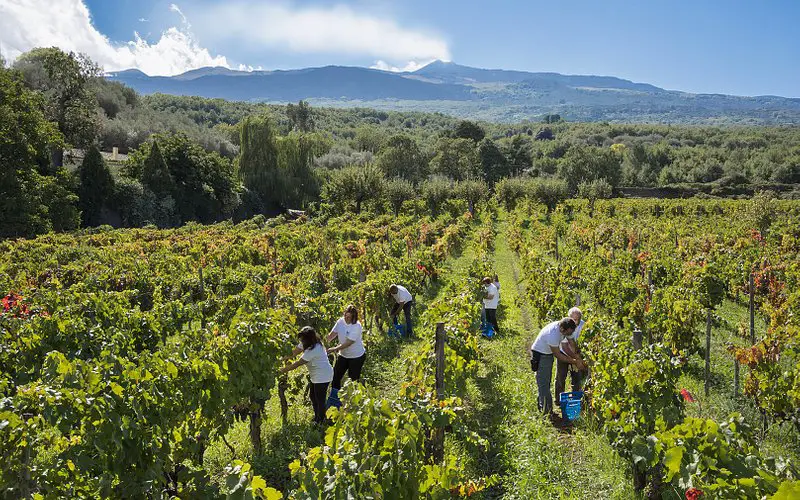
[2,197,800,498]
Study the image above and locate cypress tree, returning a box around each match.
[78,145,114,226]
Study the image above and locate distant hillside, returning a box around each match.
[108,61,800,124]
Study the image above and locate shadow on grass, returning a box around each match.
[251,419,324,492]
[459,361,510,499]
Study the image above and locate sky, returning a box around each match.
[1,0,798,97]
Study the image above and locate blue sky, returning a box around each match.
[2,0,798,97]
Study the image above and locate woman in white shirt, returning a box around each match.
[327,305,366,390]
[280,326,334,424]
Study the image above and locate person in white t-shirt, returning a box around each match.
[555,307,587,402]
[482,277,500,334]
[529,318,585,415]
[327,305,367,390]
[280,326,334,424]
[389,284,414,336]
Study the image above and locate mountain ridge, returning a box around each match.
[108,61,800,124]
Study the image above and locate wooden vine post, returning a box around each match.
[433,322,446,463]
[749,273,756,345]
[705,310,712,397]
[734,359,740,398]
[632,328,643,350]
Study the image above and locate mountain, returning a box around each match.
[110,65,471,101]
[410,60,663,93]
[108,61,800,124]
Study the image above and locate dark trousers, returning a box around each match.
[534,352,555,414]
[309,382,330,423]
[332,353,366,389]
[485,308,499,333]
[392,301,414,336]
[555,359,586,402]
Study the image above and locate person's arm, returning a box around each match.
[326,329,338,343]
[550,345,582,366]
[329,338,355,354]
[280,358,308,374]
[281,346,303,363]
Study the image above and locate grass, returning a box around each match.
[450,217,633,499]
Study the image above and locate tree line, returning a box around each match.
[2,47,799,238]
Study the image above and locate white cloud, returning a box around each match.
[0,0,230,76]
[169,4,188,26]
[194,2,450,63]
[371,59,433,73]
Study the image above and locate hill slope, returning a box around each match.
[108,61,800,124]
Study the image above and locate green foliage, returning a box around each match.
[128,133,238,225]
[577,178,613,201]
[453,120,485,142]
[376,134,428,184]
[421,176,453,217]
[140,140,173,196]
[526,177,569,213]
[351,125,387,153]
[78,145,115,226]
[478,138,509,185]
[238,113,279,209]
[385,178,415,216]
[503,135,532,176]
[285,100,314,132]
[494,177,528,211]
[0,66,78,238]
[557,145,621,193]
[454,179,489,215]
[14,47,100,165]
[745,190,776,236]
[322,163,386,213]
[430,137,480,181]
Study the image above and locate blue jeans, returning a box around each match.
[534,352,555,414]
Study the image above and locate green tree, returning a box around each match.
[557,145,621,193]
[322,164,386,213]
[745,191,776,237]
[286,100,314,132]
[140,140,173,197]
[352,126,386,154]
[14,47,101,167]
[454,179,489,215]
[0,66,80,237]
[478,138,509,185]
[376,135,427,183]
[385,178,415,216]
[275,133,322,209]
[453,120,485,142]
[421,176,453,217]
[527,177,569,213]
[494,177,528,210]
[238,114,279,208]
[505,135,532,176]
[430,138,480,181]
[126,134,238,224]
[78,145,115,226]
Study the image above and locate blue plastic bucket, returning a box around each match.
[388,318,406,338]
[559,391,584,421]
